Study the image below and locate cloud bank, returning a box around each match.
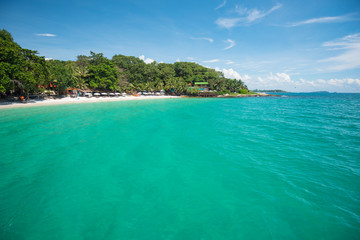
[215,67,250,81]
[247,72,360,92]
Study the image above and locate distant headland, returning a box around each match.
[252,89,287,93]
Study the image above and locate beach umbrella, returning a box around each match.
[101,93,108,96]
[94,93,100,96]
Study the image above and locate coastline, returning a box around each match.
[0,95,180,110]
[0,93,280,110]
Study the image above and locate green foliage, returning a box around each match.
[218,90,231,95]
[0,29,250,95]
[0,29,48,94]
[86,52,119,90]
[46,60,74,94]
[187,86,201,95]
[72,55,90,89]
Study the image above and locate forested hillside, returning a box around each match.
[0,29,248,95]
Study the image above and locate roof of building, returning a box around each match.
[66,87,79,91]
[194,82,209,85]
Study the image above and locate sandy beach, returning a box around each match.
[0,95,180,110]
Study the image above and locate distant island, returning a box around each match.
[252,89,287,93]
[0,29,255,99]
[309,91,330,93]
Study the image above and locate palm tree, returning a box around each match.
[73,66,89,90]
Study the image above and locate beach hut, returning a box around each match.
[194,82,209,92]
[66,87,79,97]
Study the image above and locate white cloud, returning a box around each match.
[215,18,241,29]
[246,72,360,92]
[36,33,56,37]
[215,3,282,29]
[326,78,360,87]
[216,67,241,79]
[223,39,236,50]
[241,74,251,81]
[176,58,180,62]
[215,0,226,10]
[203,59,220,63]
[215,67,251,82]
[208,69,360,92]
[288,15,355,27]
[139,55,155,64]
[191,37,214,43]
[319,33,360,71]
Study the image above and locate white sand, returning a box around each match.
[0,95,180,109]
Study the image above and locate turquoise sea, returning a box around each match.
[1,93,359,239]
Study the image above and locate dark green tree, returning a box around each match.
[47,60,74,95]
[0,29,48,95]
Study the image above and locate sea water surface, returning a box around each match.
[0,93,359,239]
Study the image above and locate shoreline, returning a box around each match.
[0,96,180,110]
[0,93,280,110]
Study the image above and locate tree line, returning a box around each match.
[0,29,248,96]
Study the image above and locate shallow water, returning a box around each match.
[1,94,359,239]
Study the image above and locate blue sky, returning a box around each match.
[1,0,360,92]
